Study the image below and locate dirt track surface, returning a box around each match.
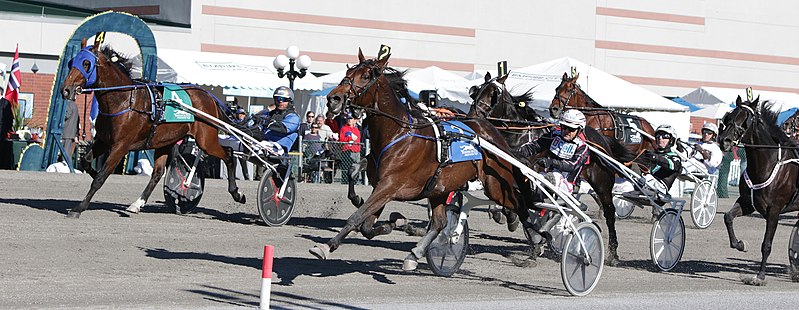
[1,170,798,309]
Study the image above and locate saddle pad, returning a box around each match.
[617,115,643,144]
[163,83,194,123]
[442,121,482,163]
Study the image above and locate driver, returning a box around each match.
[515,109,590,195]
[685,123,723,176]
[220,86,300,157]
[624,124,683,209]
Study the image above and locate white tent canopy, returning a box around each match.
[505,57,691,139]
[506,57,688,112]
[692,104,733,119]
[682,86,799,112]
[147,49,323,97]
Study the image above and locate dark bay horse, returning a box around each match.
[309,49,530,270]
[60,39,245,218]
[470,73,638,265]
[718,96,799,285]
[550,73,655,154]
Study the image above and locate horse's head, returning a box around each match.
[550,72,580,118]
[61,38,131,101]
[718,95,760,151]
[327,48,390,114]
[468,72,511,118]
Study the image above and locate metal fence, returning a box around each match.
[297,140,367,184]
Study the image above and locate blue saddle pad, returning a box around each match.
[442,121,482,163]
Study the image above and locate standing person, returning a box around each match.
[339,114,361,184]
[236,108,250,180]
[686,123,723,175]
[325,111,340,134]
[315,115,336,141]
[300,111,315,136]
[61,100,80,163]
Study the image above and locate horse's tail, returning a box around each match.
[583,126,637,163]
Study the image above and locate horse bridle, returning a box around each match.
[473,79,510,118]
[555,82,579,110]
[724,104,757,146]
[338,63,383,112]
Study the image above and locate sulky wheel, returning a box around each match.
[613,196,636,219]
[257,168,296,227]
[426,204,469,277]
[561,222,605,297]
[789,220,799,275]
[548,213,578,257]
[690,179,717,229]
[650,209,685,271]
[163,146,205,214]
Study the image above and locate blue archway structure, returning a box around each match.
[20,11,157,171]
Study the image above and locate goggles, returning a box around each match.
[274,96,292,103]
[655,132,672,139]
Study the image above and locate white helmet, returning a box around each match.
[655,124,677,149]
[701,122,718,135]
[273,86,295,102]
[560,109,587,129]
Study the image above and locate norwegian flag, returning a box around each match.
[4,44,21,106]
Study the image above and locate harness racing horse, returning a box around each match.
[309,49,531,270]
[549,73,655,154]
[470,73,638,265]
[718,96,799,285]
[60,39,246,218]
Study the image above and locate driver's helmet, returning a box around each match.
[273,86,295,102]
[655,124,677,149]
[559,109,587,130]
[702,122,718,135]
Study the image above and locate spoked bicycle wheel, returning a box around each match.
[257,168,296,226]
[163,146,205,214]
[561,222,605,297]
[690,179,717,229]
[650,209,685,271]
[788,220,799,275]
[548,213,578,256]
[426,204,469,277]
[613,196,635,219]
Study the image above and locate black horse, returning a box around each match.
[718,95,799,285]
[469,72,638,265]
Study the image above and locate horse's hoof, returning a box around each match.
[736,240,748,252]
[740,274,767,286]
[606,255,620,267]
[65,211,81,219]
[390,212,408,227]
[309,244,330,260]
[402,254,418,271]
[489,209,506,225]
[507,216,520,232]
[510,255,538,268]
[404,224,427,237]
[791,270,799,282]
[236,192,247,204]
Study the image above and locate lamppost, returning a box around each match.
[272,45,312,90]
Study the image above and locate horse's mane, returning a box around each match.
[383,67,416,105]
[760,101,797,147]
[99,46,133,78]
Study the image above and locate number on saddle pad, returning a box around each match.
[163,83,194,123]
[441,120,482,163]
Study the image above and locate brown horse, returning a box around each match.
[550,73,655,154]
[309,49,530,270]
[718,96,799,285]
[60,39,245,218]
[470,73,638,265]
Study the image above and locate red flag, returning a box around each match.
[4,44,21,107]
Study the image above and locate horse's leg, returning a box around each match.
[126,146,171,214]
[67,144,129,218]
[742,210,780,286]
[198,139,245,204]
[348,157,368,207]
[597,187,620,266]
[403,195,448,271]
[724,198,753,251]
[309,184,397,259]
[358,206,408,239]
[82,140,109,178]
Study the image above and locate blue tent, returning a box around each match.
[778,107,798,125]
[671,97,700,112]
